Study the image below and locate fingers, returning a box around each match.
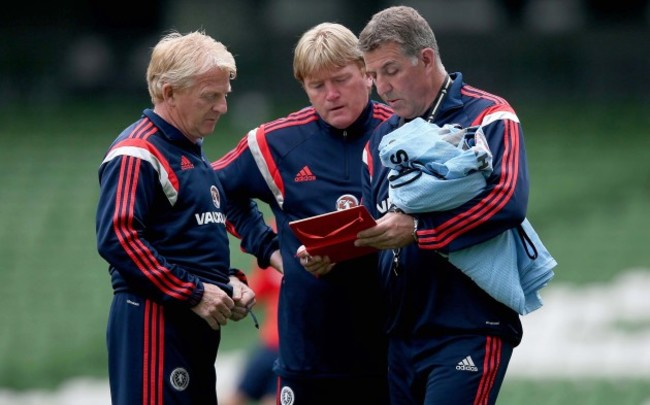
[297,247,335,277]
[230,308,246,321]
[297,247,326,268]
[229,288,256,322]
[300,255,334,278]
[299,254,313,266]
[205,309,228,330]
[193,283,237,330]
[296,245,309,257]
[311,263,335,277]
[231,283,256,309]
[232,296,254,315]
[355,213,414,249]
[212,305,232,327]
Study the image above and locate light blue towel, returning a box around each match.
[444,219,556,315]
[379,119,492,174]
[379,118,556,315]
[379,119,493,212]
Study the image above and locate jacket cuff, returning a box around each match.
[257,237,280,269]
[187,280,204,307]
[228,268,249,285]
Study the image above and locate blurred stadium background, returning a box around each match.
[1,0,649,403]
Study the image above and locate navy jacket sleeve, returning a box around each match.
[415,103,528,252]
[226,197,278,269]
[96,147,206,306]
[213,130,279,268]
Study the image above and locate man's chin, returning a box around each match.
[202,123,218,136]
[327,115,355,130]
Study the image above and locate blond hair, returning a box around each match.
[293,22,364,83]
[146,30,236,104]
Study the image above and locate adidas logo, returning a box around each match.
[180,156,194,170]
[456,355,479,372]
[294,166,316,182]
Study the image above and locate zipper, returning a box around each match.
[343,130,349,179]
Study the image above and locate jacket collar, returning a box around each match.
[143,108,203,147]
[320,100,374,138]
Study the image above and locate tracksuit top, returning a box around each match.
[213,101,394,379]
[362,73,525,345]
[96,109,239,305]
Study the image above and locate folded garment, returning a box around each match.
[379,118,556,315]
[388,169,487,212]
[379,118,492,177]
[447,219,556,315]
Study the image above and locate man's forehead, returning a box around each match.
[304,63,358,81]
[364,56,401,72]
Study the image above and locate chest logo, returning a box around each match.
[210,185,221,209]
[294,165,316,182]
[336,194,359,211]
[180,155,194,170]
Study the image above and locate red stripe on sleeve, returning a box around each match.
[112,156,196,300]
[112,137,180,193]
[211,135,250,170]
[418,119,519,249]
[264,108,318,132]
[372,104,393,121]
[254,126,285,197]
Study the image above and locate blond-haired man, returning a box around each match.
[213,23,392,404]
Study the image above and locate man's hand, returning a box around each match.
[191,283,235,330]
[229,276,257,322]
[355,212,416,250]
[296,245,335,278]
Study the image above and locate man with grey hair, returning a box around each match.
[96,30,256,404]
[355,6,531,404]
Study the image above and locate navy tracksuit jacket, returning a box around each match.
[213,101,393,380]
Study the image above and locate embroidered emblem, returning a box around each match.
[336,194,359,210]
[279,386,295,405]
[210,185,221,209]
[169,367,190,391]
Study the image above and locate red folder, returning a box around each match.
[288,205,378,263]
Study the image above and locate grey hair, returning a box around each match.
[146,30,236,105]
[358,6,440,60]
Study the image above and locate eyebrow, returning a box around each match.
[369,60,398,74]
[382,60,399,69]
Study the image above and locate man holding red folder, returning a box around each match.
[213,23,392,405]
[354,6,529,405]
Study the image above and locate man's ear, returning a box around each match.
[161,83,175,104]
[420,48,436,69]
